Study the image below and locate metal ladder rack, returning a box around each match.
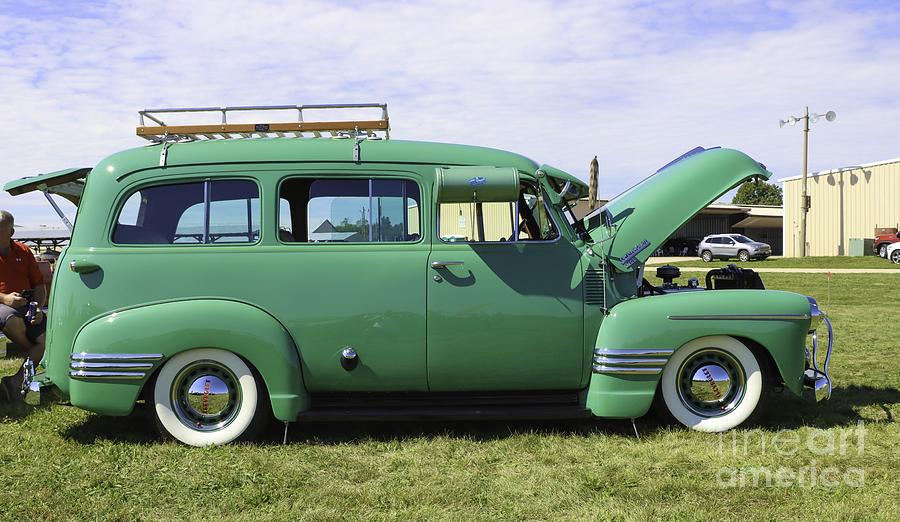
[137,103,390,142]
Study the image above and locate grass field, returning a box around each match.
[655,255,900,269]
[1,273,898,520]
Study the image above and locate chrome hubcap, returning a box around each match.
[171,361,241,432]
[677,349,745,417]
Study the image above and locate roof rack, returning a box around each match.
[137,103,390,142]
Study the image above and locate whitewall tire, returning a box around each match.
[660,336,764,432]
[153,349,267,446]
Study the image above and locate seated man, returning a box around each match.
[0,210,47,402]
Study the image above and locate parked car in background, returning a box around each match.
[874,229,900,258]
[887,242,900,264]
[699,234,771,262]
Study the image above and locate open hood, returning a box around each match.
[587,147,772,272]
[4,167,91,206]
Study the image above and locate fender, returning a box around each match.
[68,299,309,421]
[586,289,811,418]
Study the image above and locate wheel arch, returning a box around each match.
[586,290,809,419]
[68,298,309,421]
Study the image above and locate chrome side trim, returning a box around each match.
[69,353,163,380]
[69,370,146,380]
[592,347,673,375]
[592,357,669,366]
[592,365,662,375]
[593,348,674,357]
[71,353,164,361]
[667,314,810,321]
[70,361,154,370]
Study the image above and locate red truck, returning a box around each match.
[874,227,900,258]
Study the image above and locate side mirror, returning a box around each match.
[436,166,520,203]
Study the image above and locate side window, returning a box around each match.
[439,202,514,242]
[279,177,421,243]
[208,180,260,243]
[438,183,558,243]
[113,180,259,245]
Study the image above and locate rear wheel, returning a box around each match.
[879,244,887,258]
[660,336,766,432]
[153,349,270,446]
[701,250,713,262]
[738,250,750,262]
[891,249,900,264]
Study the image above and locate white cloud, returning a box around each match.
[0,0,898,225]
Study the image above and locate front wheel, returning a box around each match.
[879,244,887,258]
[891,249,900,264]
[660,336,766,432]
[738,250,750,262]
[153,349,270,446]
[701,250,713,262]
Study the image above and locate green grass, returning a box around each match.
[2,273,898,519]
[656,255,900,269]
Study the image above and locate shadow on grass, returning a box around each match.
[60,405,160,444]
[58,384,898,445]
[759,384,900,430]
[61,408,645,445]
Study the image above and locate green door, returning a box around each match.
[426,193,585,391]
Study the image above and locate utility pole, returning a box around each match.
[800,106,809,257]
[779,108,835,257]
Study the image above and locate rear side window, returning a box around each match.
[113,180,259,245]
[279,178,421,243]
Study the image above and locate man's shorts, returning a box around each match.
[0,304,47,344]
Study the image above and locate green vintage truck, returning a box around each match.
[4,104,833,446]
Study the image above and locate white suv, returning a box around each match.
[698,234,771,262]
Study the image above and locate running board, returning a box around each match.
[297,405,592,422]
[299,390,590,422]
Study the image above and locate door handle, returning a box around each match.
[69,259,101,274]
[430,261,464,269]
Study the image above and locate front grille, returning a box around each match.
[584,266,605,306]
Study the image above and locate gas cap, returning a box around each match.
[340,347,359,371]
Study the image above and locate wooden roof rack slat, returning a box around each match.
[137,103,390,142]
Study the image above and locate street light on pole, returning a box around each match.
[779,107,836,257]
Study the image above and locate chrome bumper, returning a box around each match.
[803,297,833,402]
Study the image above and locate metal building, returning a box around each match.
[781,158,900,256]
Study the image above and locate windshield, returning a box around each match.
[732,235,754,244]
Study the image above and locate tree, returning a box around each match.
[732,180,783,206]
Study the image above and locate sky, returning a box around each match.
[0,0,898,227]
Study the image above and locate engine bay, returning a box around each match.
[639,263,765,297]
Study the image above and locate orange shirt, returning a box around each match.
[0,240,45,294]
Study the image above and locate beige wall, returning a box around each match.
[783,160,900,256]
